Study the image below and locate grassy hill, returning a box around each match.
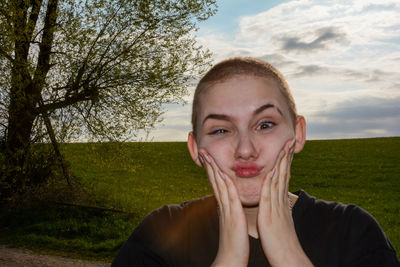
[1,137,399,261]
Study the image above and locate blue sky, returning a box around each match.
[200,0,291,34]
[142,0,400,141]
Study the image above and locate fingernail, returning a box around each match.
[203,153,211,163]
[198,154,204,164]
[271,167,276,177]
[290,139,296,146]
[218,170,226,180]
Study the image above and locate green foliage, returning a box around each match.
[21,144,58,188]
[290,137,400,254]
[0,0,217,141]
[0,137,399,261]
[0,204,139,261]
[0,144,60,202]
[62,142,210,212]
[0,0,216,201]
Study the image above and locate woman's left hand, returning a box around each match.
[257,139,313,267]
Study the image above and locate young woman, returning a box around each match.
[112,57,399,267]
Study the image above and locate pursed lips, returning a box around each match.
[232,162,263,178]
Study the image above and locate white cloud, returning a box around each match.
[152,0,400,140]
[306,96,400,139]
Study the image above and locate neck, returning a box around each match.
[244,206,259,238]
[244,192,299,239]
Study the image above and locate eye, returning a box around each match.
[208,128,228,135]
[256,121,276,131]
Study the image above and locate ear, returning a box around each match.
[187,131,202,167]
[294,115,306,153]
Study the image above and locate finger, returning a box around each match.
[200,153,223,208]
[277,139,295,206]
[200,153,217,194]
[289,138,296,150]
[221,171,241,210]
[271,149,285,209]
[260,167,275,215]
[278,146,290,207]
[206,152,231,216]
[282,139,295,201]
[202,152,230,220]
[286,142,295,187]
[290,138,296,158]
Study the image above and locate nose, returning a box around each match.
[234,132,258,160]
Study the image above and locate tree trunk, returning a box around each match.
[2,89,37,200]
[0,0,59,203]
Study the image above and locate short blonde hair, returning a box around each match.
[191,57,297,138]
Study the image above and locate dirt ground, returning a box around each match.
[0,246,111,267]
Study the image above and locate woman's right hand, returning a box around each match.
[199,150,249,267]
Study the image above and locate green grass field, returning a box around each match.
[1,137,399,261]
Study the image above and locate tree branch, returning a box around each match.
[0,47,13,62]
[83,21,156,90]
[26,0,43,45]
[64,1,125,97]
[32,0,58,93]
[39,96,72,186]
[37,90,93,114]
[11,0,30,61]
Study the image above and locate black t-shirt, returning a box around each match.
[112,191,400,266]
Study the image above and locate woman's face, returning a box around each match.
[196,75,296,207]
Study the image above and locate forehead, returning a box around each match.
[199,75,290,117]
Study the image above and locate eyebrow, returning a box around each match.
[202,114,232,125]
[202,103,283,125]
[254,103,283,116]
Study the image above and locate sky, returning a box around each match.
[142,0,400,141]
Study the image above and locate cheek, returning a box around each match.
[199,138,233,172]
[259,140,281,169]
[257,131,292,168]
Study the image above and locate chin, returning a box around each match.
[240,196,260,208]
[236,179,262,207]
